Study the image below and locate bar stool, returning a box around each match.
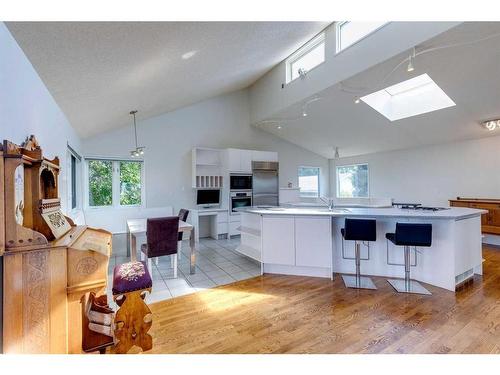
[385,223,432,295]
[340,218,377,290]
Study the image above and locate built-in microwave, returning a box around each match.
[230,191,252,214]
[230,173,252,191]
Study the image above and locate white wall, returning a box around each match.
[0,23,82,214]
[331,135,500,207]
[0,22,82,353]
[82,90,329,215]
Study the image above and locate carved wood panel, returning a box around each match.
[22,250,50,353]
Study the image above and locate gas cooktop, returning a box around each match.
[401,205,450,211]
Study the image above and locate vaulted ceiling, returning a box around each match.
[6,21,329,138]
[256,22,500,158]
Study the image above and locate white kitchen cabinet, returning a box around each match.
[252,150,278,162]
[240,150,253,173]
[226,148,252,173]
[262,216,295,265]
[226,148,242,172]
[295,217,332,268]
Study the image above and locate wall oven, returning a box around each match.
[230,173,252,191]
[230,191,252,214]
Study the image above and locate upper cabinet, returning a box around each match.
[252,150,278,162]
[192,147,224,188]
[226,148,278,173]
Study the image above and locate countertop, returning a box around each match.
[236,206,487,220]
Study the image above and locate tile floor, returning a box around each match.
[107,235,261,304]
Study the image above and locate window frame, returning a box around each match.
[285,32,326,84]
[298,166,321,198]
[66,144,82,213]
[84,157,145,209]
[336,163,370,199]
[335,21,389,54]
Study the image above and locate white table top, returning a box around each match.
[127,218,192,235]
[236,206,487,220]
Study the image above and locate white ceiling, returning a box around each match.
[6,21,329,138]
[256,22,500,158]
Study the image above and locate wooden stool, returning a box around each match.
[112,261,153,353]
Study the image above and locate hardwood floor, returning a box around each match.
[145,245,500,354]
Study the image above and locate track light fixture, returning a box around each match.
[407,48,416,72]
[481,119,500,131]
[302,110,308,117]
[334,147,340,159]
[354,97,361,104]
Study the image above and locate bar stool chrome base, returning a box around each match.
[387,278,431,295]
[342,274,377,290]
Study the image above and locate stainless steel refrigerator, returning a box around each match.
[252,161,279,206]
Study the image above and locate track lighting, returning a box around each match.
[354,97,360,104]
[302,110,308,117]
[277,125,282,130]
[481,119,500,131]
[407,48,415,72]
[334,147,340,159]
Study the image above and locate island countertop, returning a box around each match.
[236,206,487,220]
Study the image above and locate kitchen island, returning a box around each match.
[236,206,486,292]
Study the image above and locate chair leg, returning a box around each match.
[387,246,431,295]
[342,241,377,290]
[147,258,153,276]
[173,254,178,278]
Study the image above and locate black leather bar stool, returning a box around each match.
[386,223,432,295]
[340,218,377,290]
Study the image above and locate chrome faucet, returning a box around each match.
[319,197,336,211]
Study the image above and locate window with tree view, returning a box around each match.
[120,161,142,205]
[298,167,320,198]
[336,164,369,198]
[87,159,143,207]
[88,160,113,206]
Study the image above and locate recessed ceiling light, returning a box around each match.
[182,50,197,60]
[360,73,455,121]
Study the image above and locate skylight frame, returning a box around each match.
[360,73,456,122]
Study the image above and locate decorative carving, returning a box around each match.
[76,257,99,275]
[21,135,40,151]
[14,164,24,225]
[23,251,49,353]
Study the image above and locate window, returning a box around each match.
[286,33,325,83]
[336,164,369,198]
[298,167,320,198]
[336,21,387,53]
[71,154,77,209]
[360,73,456,121]
[67,145,82,211]
[87,159,144,207]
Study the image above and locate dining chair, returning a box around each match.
[177,208,190,253]
[140,216,179,278]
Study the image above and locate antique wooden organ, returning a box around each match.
[1,136,112,353]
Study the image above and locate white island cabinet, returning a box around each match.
[237,206,487,292]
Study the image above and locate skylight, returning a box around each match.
[360,74,456,121]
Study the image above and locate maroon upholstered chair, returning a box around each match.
[140,216,179,277]
[177,209,190,248]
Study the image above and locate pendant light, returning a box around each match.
[129,110,145,157]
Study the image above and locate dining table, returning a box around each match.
[126,218,197,274]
